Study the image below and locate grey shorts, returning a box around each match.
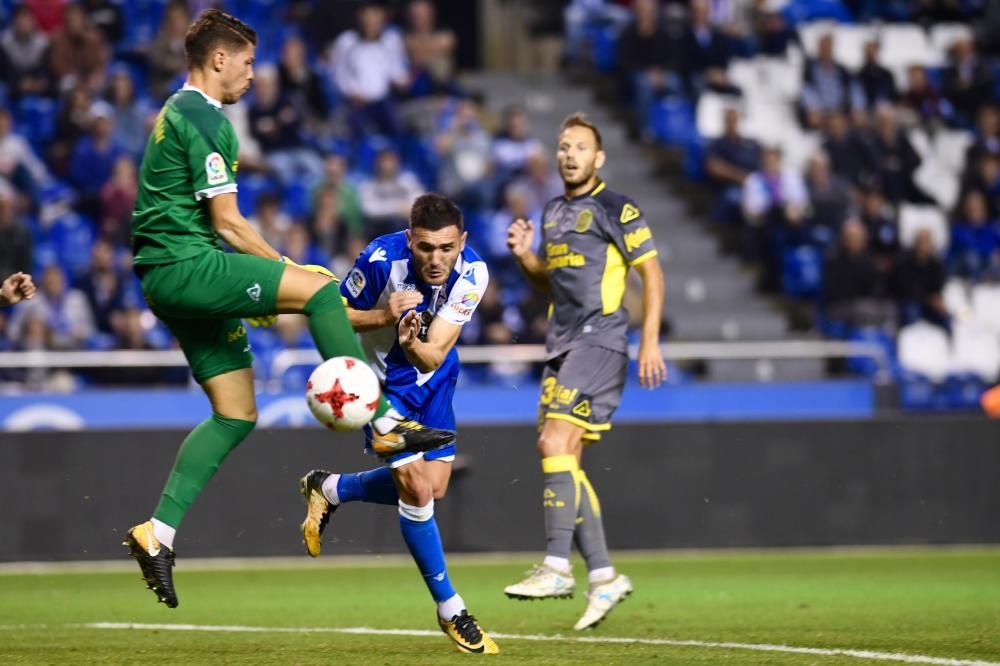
[537,345,628,442]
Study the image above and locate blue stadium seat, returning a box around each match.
[651,97,696,147]
[846,326,895,377]
[237,173,279,214]
[48,213,96,279]
[781,246,823,298]
[282,181,313,220]
[14,96,57,151]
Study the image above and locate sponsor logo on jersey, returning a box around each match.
[619,202,641,224]
[449,303,472,317]
[545,242,586,270]
[205,152,228,185]
[460,291,480,308]
[540,377,580,407]
[227,324,247,343]
[398,282,418,292]
[624,226,653,252]
[246,283,261,302]
[575,209,593,233]
[571,399,593,419]
[345,268,366,297]
[368,247,388,263]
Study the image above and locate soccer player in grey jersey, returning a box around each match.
[504,112,666,630]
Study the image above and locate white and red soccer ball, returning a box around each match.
[305,356,381,431]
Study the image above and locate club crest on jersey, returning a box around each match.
[345,268,366,297]
[205,152,227,185]
[575,209,593,233]
[462,267,477,285]
[620,203,640,224]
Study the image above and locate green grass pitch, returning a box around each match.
[1,548,998,664]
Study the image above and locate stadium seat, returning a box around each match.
[913,159,960,210]
[932,130,973,175]
[970,283,1000,334]
[929,23,973,58]
[14,96,57,151]
[878,24,938,68]
[942,278,971,318]
[831,24,877,70]
[781,245,823,297]
[898,204,949,253]
[695,92,741,140]
[897,320,952,382]
[796,20,839,58]
[951,322,1000,382]
[907,127,932,160]
[652,97,695,147]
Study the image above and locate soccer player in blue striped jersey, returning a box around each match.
[298,194,498,654]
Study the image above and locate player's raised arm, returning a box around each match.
[507,217,548,292]
[347,290,425,332]
[632,256,667,388]
[207,191,281,259]
[398,312,463,373]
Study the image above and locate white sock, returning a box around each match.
[437,593,466,621]
[588,566,616,584]
[151,518,175,550]
[372,407,403,435]
[321,473,342,505]
[543,556,571,574]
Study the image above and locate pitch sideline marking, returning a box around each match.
[2,622,988,666]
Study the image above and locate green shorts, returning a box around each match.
[139,251,286,383]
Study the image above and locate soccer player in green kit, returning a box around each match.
[123,9,452,608]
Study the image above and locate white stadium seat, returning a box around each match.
[832,24,877,70]
[797,21,839,58]
[942,278,972,318]
[970,283,1000,334]
[878,24,939,67]
[951,322,1000,382]
[929,23,973,57]
[696,92,741,140]
[914,159,960,210]
[898,204,949,253]
[898,321,952,381]
[933,130,973,175]
[907,127,932,160]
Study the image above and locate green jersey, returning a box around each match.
[132,86,239,265]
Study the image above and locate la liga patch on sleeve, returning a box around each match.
[205,152,228,185]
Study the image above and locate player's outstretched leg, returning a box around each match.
[572,470,631,630]
[504,453,579,600]
[298,279,454,454]
[125,411,255,607]
[299,467,399,556]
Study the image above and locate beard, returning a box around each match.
[560,163,595,188]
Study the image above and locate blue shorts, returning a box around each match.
[364,379,457,468]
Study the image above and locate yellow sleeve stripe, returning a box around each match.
[628,249,658,267]
[544,412,612,431]
[541,454,579,473]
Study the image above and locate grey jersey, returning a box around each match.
[539,181,658,359]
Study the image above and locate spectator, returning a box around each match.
[99,154,138,246]
[492,106,544,185]
[404,0,457,97]
[357,148,424,238]
[962,153,1000,217]
[50,84,95,175]
[678,0,735,95]
[106,66,153,157]
[616,0,675,109]
[248,64,324,188]
[823,217,894,329]
[310,184,354,260]
[804,151,852,232]
[801,33,858,129]
[330,1,409,138]
[76,239,123,333]
[942,37,995,129]
[705,107,761,223]
[315,154,363,233]
[23,1,69,34]
[0,5,51,99]
[69,100,124,213]
[513,151,563,212]
[81,0,123,45]
[435,96,493,209]
[278,35,329,127]
[0,107,51,200]
[147,1,190,102]
[47,2,110,92]
[892,228,948,329]
[857,104,927,204]
[855,40,897,113]
[753,4,794,57]
[742,146,809,228]
[9,264,95,349]
[248,192,292,250]
[900,65,947,125]
[821,110,865,183]
[488,182,540,265]
[948,190,1000,281]
[0,189,32,280]
[282,222,331,269]
[964,105,1000,174]
[857,183,899,274]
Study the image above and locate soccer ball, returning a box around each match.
[305,356,381,431]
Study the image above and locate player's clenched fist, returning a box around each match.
[386,291,424,324]
[397,309,421,347]
[506,218,535,258]
[0,272,36,306]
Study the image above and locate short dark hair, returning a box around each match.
[560,112,603,150]
[409,193,463,232]
[185,9,257,70]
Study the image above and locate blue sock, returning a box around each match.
[336,467,398,505]
[398,501,456,603]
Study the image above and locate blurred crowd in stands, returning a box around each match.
[568,0,1000,399]
[0,0,560,390]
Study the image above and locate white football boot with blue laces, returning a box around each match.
[504,564,576,599]
[574,573,633,630]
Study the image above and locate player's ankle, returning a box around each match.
[543,555,571,574]
[437,593,466,621]
[320,473,342,505]
[372,408,403,435]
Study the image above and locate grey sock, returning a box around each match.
[543,470,577,560]
[573,471,612,572]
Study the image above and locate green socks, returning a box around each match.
[303,281,390,418]
[153,414,256,528]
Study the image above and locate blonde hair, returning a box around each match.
[559,112,603,150]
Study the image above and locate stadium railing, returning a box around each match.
[0,340,893,387]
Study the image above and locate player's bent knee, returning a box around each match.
[398,498,434,522]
